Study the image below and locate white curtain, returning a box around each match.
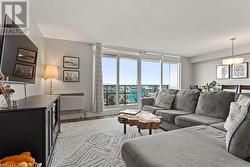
[93,43,104,113]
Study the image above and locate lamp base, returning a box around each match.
[50,78,53,95]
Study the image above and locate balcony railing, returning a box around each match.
[103,84,169,106]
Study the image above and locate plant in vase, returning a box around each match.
[202,81,217,92]
[0,72,15,108]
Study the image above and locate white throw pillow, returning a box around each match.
[237,94,250,106]
[224,95,250,150]
[225,95,250,130]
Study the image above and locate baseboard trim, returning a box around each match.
[61,113,118,123]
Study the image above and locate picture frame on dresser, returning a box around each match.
[216,65,230,79]
[232,62,248,79]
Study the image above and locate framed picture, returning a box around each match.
[232,62,248,79]
[13,63,34,79]
[63,56,79,69]
[16,48,37,64]
[216,65,230,79]
[63,70,80,82]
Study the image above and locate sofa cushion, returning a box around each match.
[155,89,179,95]
[154,92,176,109]
[210,122,226,132]
[195,91,235,119]
[234,93,250,101]
[153,89,179,105]
[164,89,179,94]
[172,89,200,112]
[122,125,250,167]
[228,107,250,160]
[143,105,163,114]
[155,109,192,123]
[175,114,224,128]
[160,121,181,131]
[141,97,154,107]
[225,95,250,160]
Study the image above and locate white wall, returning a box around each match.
[191,43,250,86]
[44,38,93,112]
[11,18,45,100]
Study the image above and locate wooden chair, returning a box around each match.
[190,85,199,90]
[221,85,239,93]
[189,85,202,92]
[239,85,250,93]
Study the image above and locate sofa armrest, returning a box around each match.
[141,97,154,107]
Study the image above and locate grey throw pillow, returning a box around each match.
[154,91,176,109]
[224,95,250,160]
[195,91,235,119]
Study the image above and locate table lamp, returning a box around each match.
[44,65,58,95]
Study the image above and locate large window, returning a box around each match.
[141,60,161,97]
[169,63,179,89]
[102,51,180,108]
[119,58,138,105]
[102,56,117,106]
[163,63,170,89]
[163,63,179,89]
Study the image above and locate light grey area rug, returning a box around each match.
[51,117,164,167]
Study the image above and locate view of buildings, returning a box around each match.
[104,85,168,106]
[102,56,178,107]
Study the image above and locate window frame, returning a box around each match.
[102,52,181,108]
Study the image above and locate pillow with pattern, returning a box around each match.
[224,95,250,160]
[154,91,176,109]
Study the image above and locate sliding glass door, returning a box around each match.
[163,63,170,89]
[169,63,179,89]
[141,60,161,98]
[102,56,117,107]
[119,58,138,105]
[102,53,180,108]
[163,63,179,89]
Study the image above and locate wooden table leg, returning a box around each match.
[149,129,152,135]
[138,128,141,133]
[124,123,126,134]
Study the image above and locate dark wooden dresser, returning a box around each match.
[0,95,60,167]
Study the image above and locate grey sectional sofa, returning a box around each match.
[121,90,250,167]
[122,126,250,167]
[143,90,235,131]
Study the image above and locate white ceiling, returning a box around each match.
[31,0,250,57]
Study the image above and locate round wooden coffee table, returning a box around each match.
[118,110,161,135]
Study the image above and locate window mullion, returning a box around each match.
[178,63,181,89]
[116,56,120,108]
[160,56,163,90]
[137,53,142,108]
[169,63,171,89]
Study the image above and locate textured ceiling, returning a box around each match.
[31,0,250,56]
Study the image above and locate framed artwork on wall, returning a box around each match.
[63,70,80,82]
[216,65,230,79]
[232,62,248,79]
[16,48,37,64]
[63,56,80,69]
[13,63,34,79]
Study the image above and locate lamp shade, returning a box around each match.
[222,57,244,65]
[44,65,58,79]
